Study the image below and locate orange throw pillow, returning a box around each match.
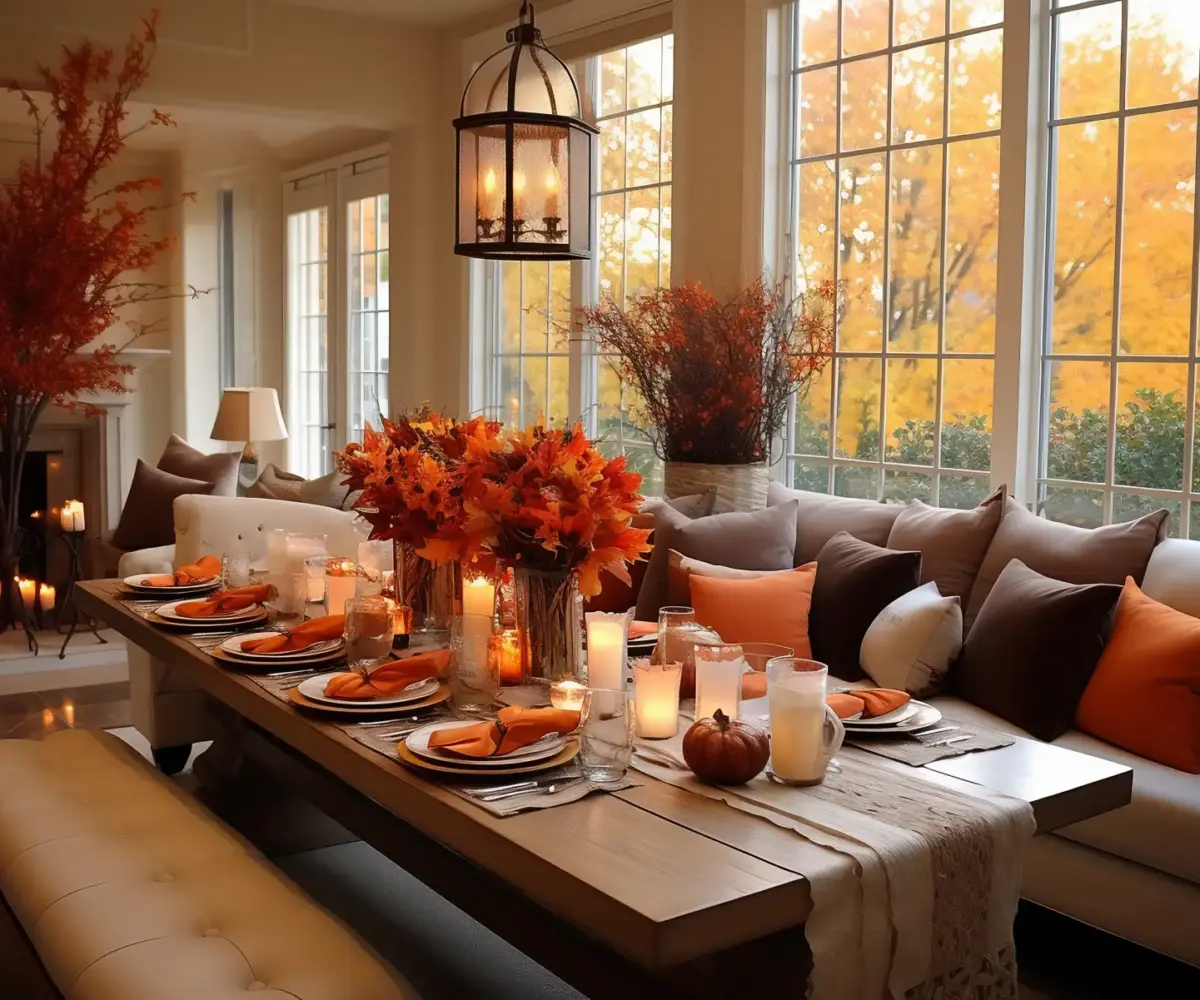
[689,563,817,659]
[1076,578,1200,773]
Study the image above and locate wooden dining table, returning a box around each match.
[80,580,1133,999]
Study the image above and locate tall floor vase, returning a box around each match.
[663,461,769,513]
[394,541,459,633]
[513,568,583,684]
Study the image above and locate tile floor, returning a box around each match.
[2,685,1197,1000]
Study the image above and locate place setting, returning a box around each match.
[144,584,272,632]
[119,554,224,599]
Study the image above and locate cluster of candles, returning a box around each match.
[14,577,54,612]
[59,500,85,532]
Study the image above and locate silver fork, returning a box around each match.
[477,778,586,803]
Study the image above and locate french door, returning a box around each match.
[284,150,390,477]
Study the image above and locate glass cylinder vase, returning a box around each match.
[394,540,459,634]
[514,567,583,685]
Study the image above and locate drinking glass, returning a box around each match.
[766,657,844,785]
[449,612,500,712]
[694,644,746,722]
[221,550,251,589]
[344,596,394,671]
[580,688,633,784]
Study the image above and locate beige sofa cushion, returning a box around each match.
[1141,537,1200,618]
[246,464,358,510]
[929,696,1200,887]
[767,481,905,565]
[0,729,417,1000]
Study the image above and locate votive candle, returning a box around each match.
[489,629,522,684]
[632,658,682,739]
[39,583,55,612]
[550,679,587,712]
[18,578,36,610]
[324,560,358,617]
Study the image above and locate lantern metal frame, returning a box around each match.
[453,1,598,261]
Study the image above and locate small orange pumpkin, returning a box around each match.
[682,709,770,785]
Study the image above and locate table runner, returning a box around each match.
[633,732,1034,1000]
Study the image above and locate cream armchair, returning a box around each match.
[128,494,369,773]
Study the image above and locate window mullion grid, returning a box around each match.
[827,0,845,496]
[783,2,801,484]
[1103,0,1130,526]
[932,7,953,508]
[1184,91,1200,537]
[876,0,895,503]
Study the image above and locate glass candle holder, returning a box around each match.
[585,609,632,691]
[550,679,588,712]
[304,556,329,605]
[344,595,394,671]
[451,612,500,712]
[694,644,747,722]
[632,657,682,739]
[325,559,359,617]
[488,628,523,684]
[221,550,251,589]
[580,688,633,784]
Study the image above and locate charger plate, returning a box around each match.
[287,680,451,716]
[394,738,579,779]
[147,610,267,630]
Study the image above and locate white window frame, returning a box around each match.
[282,146,389,475]
[768,0,1042,507]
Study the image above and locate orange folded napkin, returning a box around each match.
[322,649,451,701]
[427,705,580,758]
[242,615,345,655]
[143,574,177,588]
[174,555,221,586]
[175,584,272,618]
[825,688,911,720]
[629,620,658,639]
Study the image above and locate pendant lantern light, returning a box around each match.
[454,1,596,260]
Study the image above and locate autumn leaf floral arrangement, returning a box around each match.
[581,278,843,509]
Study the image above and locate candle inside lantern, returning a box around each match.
[544,165,560,218]
[481,166,499,220]
[39,583,55,612]
[586,610,631,691]
[462,575,496,619]
[513,169,527,218]
[324,560,358,617]
[550,679,587,712]
[18,578,36,610]
[632,658,682,739]
[489,629,522,684]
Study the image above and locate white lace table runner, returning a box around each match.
[634,734,1034,1000]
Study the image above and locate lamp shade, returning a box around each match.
[210,387,288,443]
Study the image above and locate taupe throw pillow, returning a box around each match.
[955,559,1122,741]
[157,434,239,497]
[247,465,358,510]
[886,487,1005,605]
[964,496,1167,631]
[767,480,905,565]
[809,532,922,681]
[634,500,799,620]
[647,489,718,520]
[112,460,215,551]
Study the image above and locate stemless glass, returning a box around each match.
[693,644,747,722]
[580,688,633,784]
[221,550,251,589]
[766,657,845,786]
[657,606,698,665]
[344,596,394,671]
[450,613,500,712]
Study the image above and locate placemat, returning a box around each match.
[846,719,1015,767]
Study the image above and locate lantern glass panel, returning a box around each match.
[462,46,581,118]
[459,124,509,245]
[569,125,591,255]
[512,123,570,246]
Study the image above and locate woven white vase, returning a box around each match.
[663,461,769,513]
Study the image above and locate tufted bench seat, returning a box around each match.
[0,729,419,1000]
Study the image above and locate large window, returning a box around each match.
[783,0,1004,508]
[1039,0,1200,534]
[477,34,673,495]
[283,152,389,476]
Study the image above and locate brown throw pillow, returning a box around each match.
[112,460,215,551]
[809,532,922,681]
[767,480,905,565]
[247,465,357,509]
[634,500,799,620]
[956,559,1122,742]
[886,487,1005,605]
[157,434,239,497]
[964,496,1167,631]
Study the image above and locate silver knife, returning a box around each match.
[927,734,971,748]
[918,726,959,738]
[461,777,552,798]
[478,778,585,803]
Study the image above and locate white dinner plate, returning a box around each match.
[155,599,265,623]
[840,700,920,727]
[406,719,567,767]
[297,673,440,707]
[221,632,344,660]
[124,574,219,595]
[843,701,942,733]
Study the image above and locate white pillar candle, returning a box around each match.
[18,578,36,610]
[694,647,746,723]
[768,666,830,783]
[266,529,288,577]
[585,610,630,691]
[324,564,358,617]
[59,504,75,532]
[39,583,55,611]
[632,658,682,739]
[459,611,493,674]
[71,501,85,531]
[462,575,496,619]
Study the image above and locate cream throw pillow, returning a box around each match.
[859,582,962,697]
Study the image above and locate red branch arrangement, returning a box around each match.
[580,279,843,465]
[0,11,197,639]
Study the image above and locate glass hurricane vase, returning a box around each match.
[394,540,459,634]
[514,567,583,685]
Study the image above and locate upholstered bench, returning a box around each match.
[0,729,418,1000]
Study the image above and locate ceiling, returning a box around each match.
[273,0,506,25]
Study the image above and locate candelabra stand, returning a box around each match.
[57,530,107,658]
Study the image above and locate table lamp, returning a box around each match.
[210,387,288,488]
